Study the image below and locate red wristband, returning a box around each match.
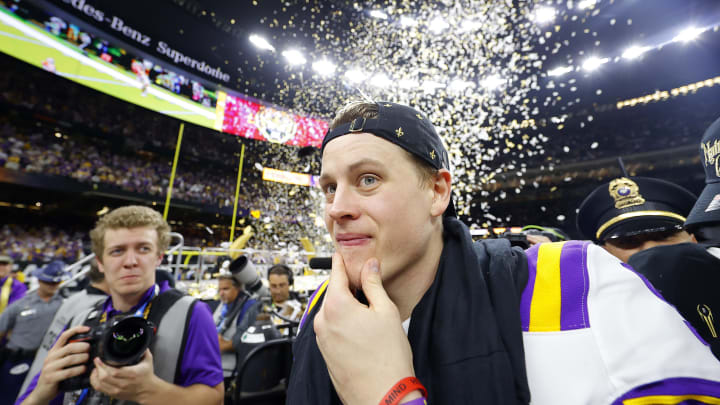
[379,377,428,405]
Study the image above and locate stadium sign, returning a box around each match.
[58,0,230,82]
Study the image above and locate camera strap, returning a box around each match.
[217,293,250,335]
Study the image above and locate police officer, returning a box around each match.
[576,176,697,262]
[0,255,26,316]
[0,260,67,405]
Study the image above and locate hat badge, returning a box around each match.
[609,177,645,209]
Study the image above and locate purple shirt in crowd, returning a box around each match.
[1,276,27,308]
[15,282,223,405]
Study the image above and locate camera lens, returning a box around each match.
[105,317,151,363]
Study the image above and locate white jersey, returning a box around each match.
[522,241,720,404]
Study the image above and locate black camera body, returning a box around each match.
[502,226,568,249]
[58,315,155,392]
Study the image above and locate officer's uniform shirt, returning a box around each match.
[0,292,62,350]
[0,276,27,314]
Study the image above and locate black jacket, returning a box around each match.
[287,217,530,404]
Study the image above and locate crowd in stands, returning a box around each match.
[0,224,84,263]
[0,117,241,205]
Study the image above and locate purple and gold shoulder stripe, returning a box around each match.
[297,279,329,334]
[521,241,591,332]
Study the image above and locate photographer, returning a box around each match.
[17,205,223,405]
[265,264,302,334]
[214,271,261,380]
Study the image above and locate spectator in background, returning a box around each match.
[0,261,67,405]
[214,273,261,381]
[265,264,303,334]
[0,255,26,316]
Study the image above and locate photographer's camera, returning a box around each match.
[58,316,155,392]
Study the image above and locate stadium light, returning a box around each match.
[370,73,392,88]
[449,78,475,92]
[582,56,608,71]
[548,66,573,76]
[312,59,336,76]
[460,19,482,33]
[481,74,504,90]
[429,16,449,34]
[400,16,417,28]
[421,79,445,93]
[344,68,368,84]
[282,49,306,66]
[577,0,596,10]
[398,78,419,89]
[533,6,556,24]
[673,26,703,43]
[622,45,649,60]
[249,34,275,52]
[369,10,388,19]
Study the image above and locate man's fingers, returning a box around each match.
[326,252,349,290]
[53,325,90,349]
[52,352,89,372]
[46,341,89,364]
[324,252,354,300]
[47,364,87,384]
[142,348,153,363]
[359,259,393,311]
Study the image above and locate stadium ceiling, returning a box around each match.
[26,0,720,117]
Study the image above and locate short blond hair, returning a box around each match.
[90,205,171,262]
[329,100,438,187]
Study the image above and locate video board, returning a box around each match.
[0,1,328,147]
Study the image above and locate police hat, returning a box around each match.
[0,255,12,264]
[33,260,69,283]
[577,177,697,243]
[684,116,720,228]
[322,101,456,217]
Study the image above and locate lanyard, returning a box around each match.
[100,285,159,323]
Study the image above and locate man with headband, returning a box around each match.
[287,100,720,405]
